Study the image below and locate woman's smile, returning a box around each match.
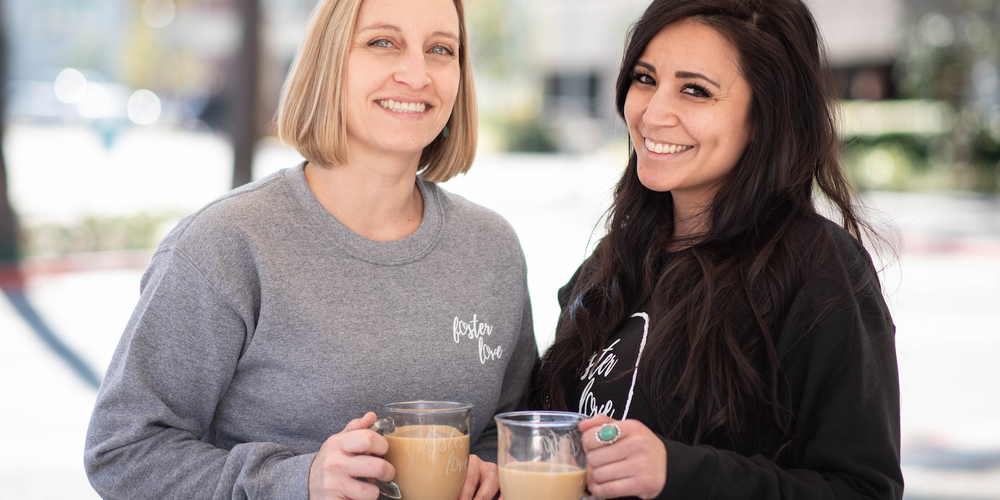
[643,137,694,155]
[376,99,430,115]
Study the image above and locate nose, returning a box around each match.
[643,87,680,128]
[394,47,432,89]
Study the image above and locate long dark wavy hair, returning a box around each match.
[533,0,878,458]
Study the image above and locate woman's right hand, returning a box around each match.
[308,412,396,500]
[579,415,667,500]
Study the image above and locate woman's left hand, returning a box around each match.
[458,454,500,500]
[579,415,667,500]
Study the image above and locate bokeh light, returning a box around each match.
[53,68,87,104]
[920,12,954,47]
[142,0,176,29]
[77,83,111,119]
[127,90,162,125]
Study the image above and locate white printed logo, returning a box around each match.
[453,314,503,364]
[420,427,469,477]
[578,312,649,419]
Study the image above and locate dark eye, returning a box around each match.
[631,70,655,86]
[369,39,394,48]
[681,83,712,98]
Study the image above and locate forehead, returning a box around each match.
[640,19,742,77]
[355,0,460,34]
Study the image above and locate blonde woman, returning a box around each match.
[84,0,536,498]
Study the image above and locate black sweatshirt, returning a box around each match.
[560,214,903,499]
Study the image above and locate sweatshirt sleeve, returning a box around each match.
[654,235,903,500]
[84,248,313,500]
[472,284,539,463]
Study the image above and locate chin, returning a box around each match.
[636,167,675,193]
[381,137,434,154]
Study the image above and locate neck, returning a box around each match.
[304,152,425,241]
[670,193,711,249]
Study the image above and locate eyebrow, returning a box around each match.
[358,23,459,42]
[675,71,720,89]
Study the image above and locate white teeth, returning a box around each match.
[644,137,691,154]
[378,99,426,114]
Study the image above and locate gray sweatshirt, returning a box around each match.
[84,164,538,499]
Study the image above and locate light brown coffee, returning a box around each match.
[498,461,586,500]
[383,424,470,500]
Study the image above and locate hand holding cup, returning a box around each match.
[579,415,667,500]
[308,412,395,500]
[458,454,501,500]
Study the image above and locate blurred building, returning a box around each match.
[4,0,315,132]
[7,0,996,187]
[501,0,904,153]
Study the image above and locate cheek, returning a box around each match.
[436,66,462,102]
[722,118,752,160]
[623,92,646,133]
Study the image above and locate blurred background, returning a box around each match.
[1,0,999,498]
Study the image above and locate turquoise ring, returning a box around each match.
[595,423,622,445]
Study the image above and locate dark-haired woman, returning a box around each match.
[531,0,903,498]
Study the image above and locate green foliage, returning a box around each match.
[842,134,1000,192]
[501,116,558,153]
[466,0,515,78]
[853,1,1000,192]
[21,212,181,257]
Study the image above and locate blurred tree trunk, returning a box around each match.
[0,0,101,391]
[0,0,18,264]
[231,0,261,189]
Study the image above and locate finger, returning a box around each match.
[588,456,639,485]
[343,412,379,433]
[336,476,382,500]
[472,458,500,500]
[336,430,389,456]
[310,467,383,500]
[458,455,481,500]
[588,476,639,500]
[590,422,666,469]
[578,415,613,433]
[581,417,626,453]
[582,425,626,453]
[317,453,396,484]
[584,434,631,465]
[350,455,396,483]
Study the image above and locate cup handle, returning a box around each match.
[368,418,402,500]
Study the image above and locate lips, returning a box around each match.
[644,137,693,154]
[377,99,428,114]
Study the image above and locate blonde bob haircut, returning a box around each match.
[276,0,477,183]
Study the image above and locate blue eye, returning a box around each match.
[370,39,393,48]
[430,45,454,56]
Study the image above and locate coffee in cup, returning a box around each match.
[495,411,588,500]
[370,401,473,500]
